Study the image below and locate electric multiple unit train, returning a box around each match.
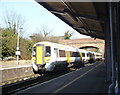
[32,41,102,73]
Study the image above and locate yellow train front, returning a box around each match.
[32,41,102,73]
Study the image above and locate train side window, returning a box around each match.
[72,52,76,57]
[87,53,89,57]
[59,50,66,57]
[70,51,73,57]
[70,51,75,57]
[70,51,79,57]
[45,46,51,57]
[96,55,99,57]
[82,53,85,57]
[76,52,80,57]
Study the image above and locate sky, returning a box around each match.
[0,0,90,39]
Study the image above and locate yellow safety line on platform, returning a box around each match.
[51,63,102,94]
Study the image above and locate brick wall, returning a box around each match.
[59,38,105,53]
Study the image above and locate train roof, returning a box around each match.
[34,41,76,49]
[34,41,101,54]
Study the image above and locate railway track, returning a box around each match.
[2,63,93,95]
[2,67,75,95]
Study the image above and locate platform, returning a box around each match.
[0,61,34,86]
[0,60,32,70]
[15,61,109,94]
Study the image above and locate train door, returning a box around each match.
[82,52,88,63]
[54,48,58,63]
[66,51,70,63]
[82,53,85,63]
[36,44,44,65]
[80,52,82,61]
[88,52,95,63]
[84,53,87,63]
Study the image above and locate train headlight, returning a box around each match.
[45,57,51,63]
[32,63,38,71]
[32,57,36,63]
[46,59,50,63]
[32,60,35,63]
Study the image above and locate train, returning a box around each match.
[32,41,102,73]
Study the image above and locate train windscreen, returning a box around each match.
[32,47,36,57]
[45,46,51,57]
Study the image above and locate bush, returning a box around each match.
[1,28,32,60]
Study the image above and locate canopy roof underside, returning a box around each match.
[37,1,109,39]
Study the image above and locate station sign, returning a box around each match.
[15,51,21,56]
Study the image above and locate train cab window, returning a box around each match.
[82,53,85,57]
[45,46,51,57]
[32,47,36,57]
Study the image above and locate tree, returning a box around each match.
[2,10,26,36]
[1,10,32,60]
[19,37,33,60]
[1,28,33,60]
[1,28,17,59]
[29,33,45,43]
[30,26,57,43]
[64,30,73,40]
[36,26,53,38]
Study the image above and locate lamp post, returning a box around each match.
[16,27,22,64]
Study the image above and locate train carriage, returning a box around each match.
[32,41,70,72]
[32,41,102,73]
[94,52,102,61]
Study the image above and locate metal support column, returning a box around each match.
[105,19,112,82]
[108,2,117,94]
[115,2,120,95]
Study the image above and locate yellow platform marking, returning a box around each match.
[51,63,102,94]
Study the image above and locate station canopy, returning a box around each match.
[36,1,109,39]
